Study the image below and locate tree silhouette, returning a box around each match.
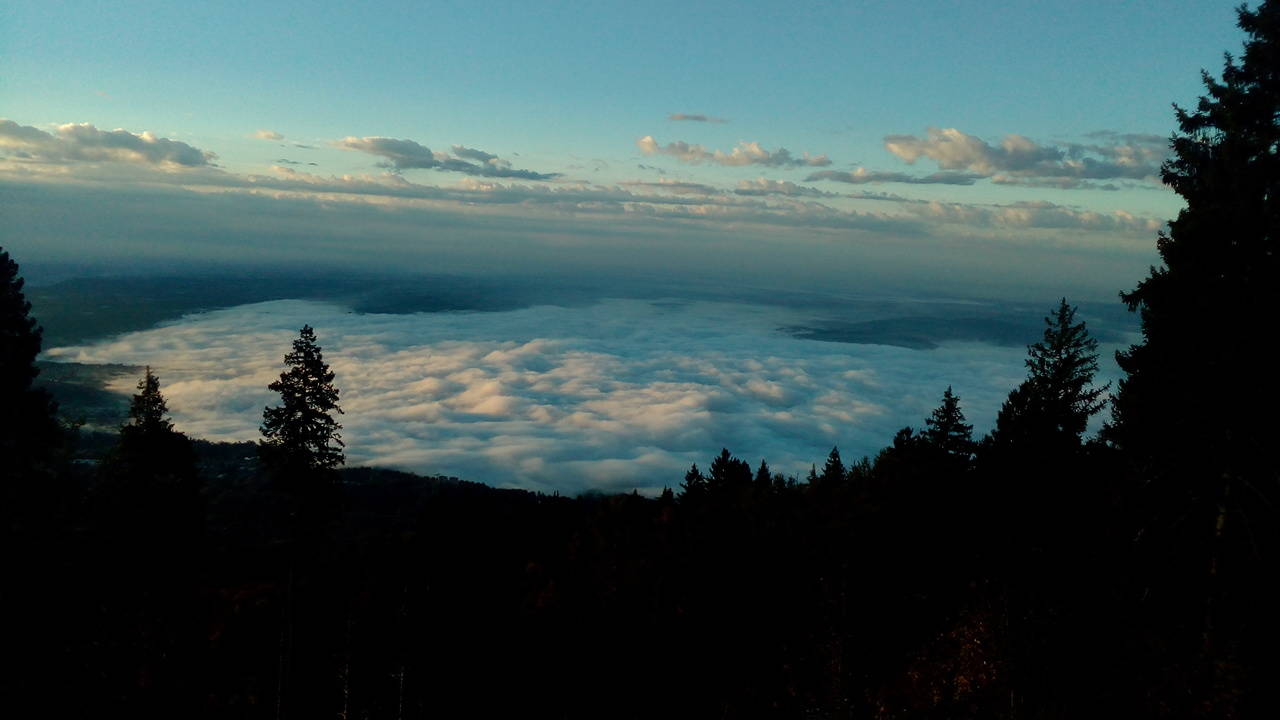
[923,386,974,461]
[101,366,197,487]
[0,247,63,485]
[988,299,1107,453]
[1103,3,1280,712]
[97,367,200,545]
[679,463,707,500]
[128,366,170,431]
[753,459,772,491]
[819,446,845,485]
[260,325,344,483]
[706,448,751,493]
[1107,1,1279,506]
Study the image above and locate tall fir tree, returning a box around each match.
[706,448,751,493]
[97,367,199,538]
[679,463,707,500]
[260,325,344,483]
[923,386,974,461]
[988,299,1107,454]
[819,446,845,485]
[102,367,197,485]
[1104,4,1280,713]
[1107,1,1279,504]
[0,247,64,485]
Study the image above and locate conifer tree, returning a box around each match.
[0,247,63,483]
[98,367,199,531]
[753,460,772,491]
[923,386,974,460]
[707,448,751,493]
[105,367,197,482]
[260,325,344,482]
[988,299,1107,453]
[1108,1,1279,490]
[679,463,707,500]
[1103,4,1280,710]
[819,446,845,485]
[129,366,171,430]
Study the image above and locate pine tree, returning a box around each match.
[989,299,1107,453]
[129,366,171,432]
[260,325,344,482]
[707,448,751,493]
[98,367,199,529]
[109,367,196,477]
[1103,4,1280,711]
[679,463,707,500]
[819,446,845,485]
[0,246,63,484]
[923,386,974,460]
[1108,1,1279,488]
[753,459,772,491]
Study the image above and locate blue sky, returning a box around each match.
[0,0,1252,298]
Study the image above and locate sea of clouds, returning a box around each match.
[45,297,1124,494]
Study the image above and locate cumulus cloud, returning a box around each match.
[45,297,1092,494]
[450,144,498,162]
[884,127,1167,186]
[0,118,215,167]
[805,168,981,186]
[253,129,284,141]
[669,113,728,123]
[637,136,831,168]
[337,135,558,180]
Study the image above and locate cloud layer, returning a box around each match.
[44,298,1089,494]
[0,119,215,167]
[806,168,981,186]
[884,127,1167,187]
[638,136,831,168]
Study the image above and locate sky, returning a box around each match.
[0,0,1253,299]
[0,1,1257,489]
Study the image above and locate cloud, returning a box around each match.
[637,136,831,168]
[337,135,559,180]
[913,199,1164,234]
[620,178,719,195]
[45,297,1103,494]
[253,129,284,141]
[734,178,837,198]
[450,144,498,163]
[884,127,1166,186]
[669,113,728,124]
[806,168,981,186]
[0,119,215,167]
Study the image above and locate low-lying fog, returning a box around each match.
[38,272,1133,494]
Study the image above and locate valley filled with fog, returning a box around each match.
[35,273,1133,493]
